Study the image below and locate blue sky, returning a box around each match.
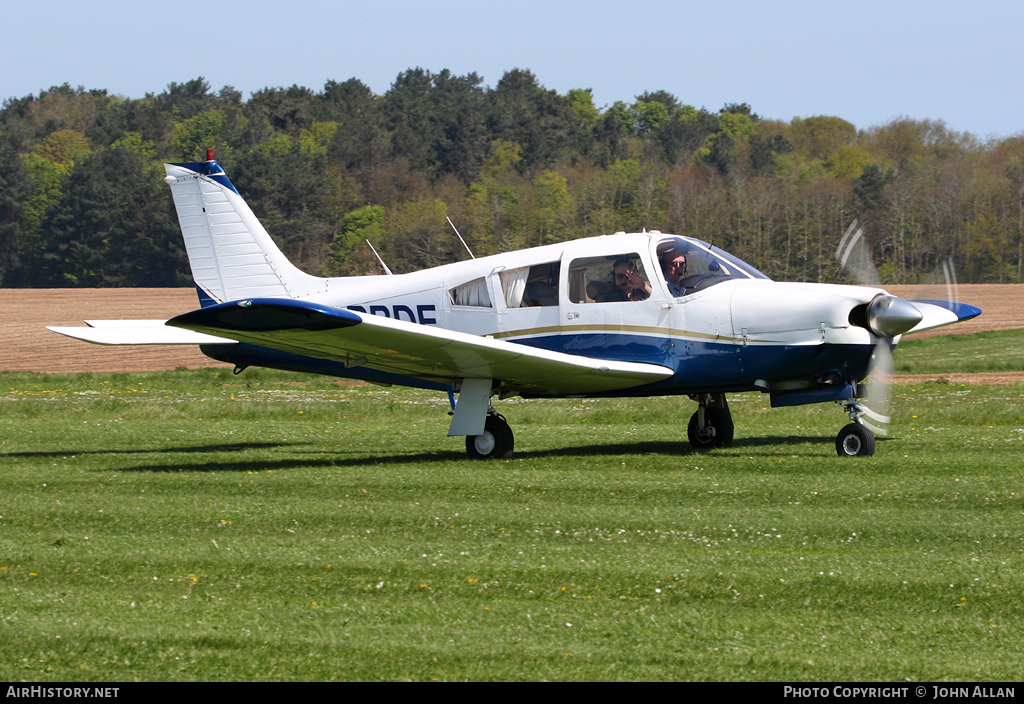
[5,0,1022,139]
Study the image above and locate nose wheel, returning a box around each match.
[834,396,877,457]
[836,422,876,457]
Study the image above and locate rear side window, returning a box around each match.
[501,262,560,307]
[449,277,492,307]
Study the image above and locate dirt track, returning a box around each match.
[2,284,1021,377]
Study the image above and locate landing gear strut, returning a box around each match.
[834,396,876,457]
[687,393,734,450]
[466,412,515,460]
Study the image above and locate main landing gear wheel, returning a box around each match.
[687,405,734,451]
[466,414,515,460]
[836,423,875,457]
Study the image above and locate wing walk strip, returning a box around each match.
[168,299,674,396]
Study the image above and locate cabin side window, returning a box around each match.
[448,277,492,307]
[567,253,649,303]
[500,262,560,308]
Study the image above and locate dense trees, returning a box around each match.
[0,73,1021,287]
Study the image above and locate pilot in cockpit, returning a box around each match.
[660,245,688,297]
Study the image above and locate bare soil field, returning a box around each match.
[2,284,1021,378]
[883,284,1024,338]
[2,288,220,373]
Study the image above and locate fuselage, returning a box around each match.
[204,232,886,399]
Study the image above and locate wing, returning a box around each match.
[903,299,982,336]
[167,299,674,395]
[48,320,237,346]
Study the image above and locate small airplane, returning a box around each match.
[49,152,981,459]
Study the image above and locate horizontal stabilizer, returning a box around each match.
[48,321,236,346]
[84,319,175,327]
[168,299,674,396]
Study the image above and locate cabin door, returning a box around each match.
[493,260,563,352]
[559,248,672,362]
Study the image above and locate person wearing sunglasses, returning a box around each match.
[661,248,688,297]
[610,257,652,302]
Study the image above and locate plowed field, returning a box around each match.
[3,284,1022,377]
[3,288,219,373]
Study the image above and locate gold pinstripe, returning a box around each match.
[489,323,761,344]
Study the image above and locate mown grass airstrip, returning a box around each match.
[1,336,1023,681]
[896,328,1024,374]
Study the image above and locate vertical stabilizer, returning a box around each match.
[164,159,325,304]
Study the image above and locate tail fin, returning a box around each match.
[164,158,325,305]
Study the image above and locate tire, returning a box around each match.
[835,423,876,457]
[466,414,515,460]
[687,407,734,450]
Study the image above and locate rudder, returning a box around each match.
[164,157,324,305]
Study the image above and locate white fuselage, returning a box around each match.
[290,233,884,394]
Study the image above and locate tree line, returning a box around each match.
[1,72,1022,288]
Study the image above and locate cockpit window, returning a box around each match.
[656,236,769,297]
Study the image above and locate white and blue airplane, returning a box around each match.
[49,154,981,459]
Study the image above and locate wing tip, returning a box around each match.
[910,299,982,322]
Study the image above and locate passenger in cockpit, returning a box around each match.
[609,257,651,301]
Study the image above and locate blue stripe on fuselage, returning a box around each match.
[494,332,874,397]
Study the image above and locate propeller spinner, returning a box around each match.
[866,294,923,337]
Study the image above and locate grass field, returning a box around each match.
[897,328,1024,374]
[2,342,1023,681]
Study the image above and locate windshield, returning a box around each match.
[656,236,770,296]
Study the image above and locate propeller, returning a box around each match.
[836,220,880,286]
[834,220,961,443]
[858,340,894,435]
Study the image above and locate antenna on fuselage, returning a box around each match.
[365,240,394,276]
[446,217,476,260]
